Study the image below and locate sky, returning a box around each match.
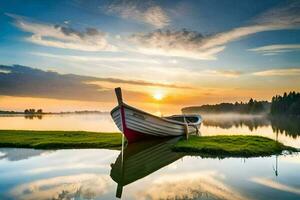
[0,0,300,114]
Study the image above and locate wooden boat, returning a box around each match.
[110,137,183,198]
[111,87,202,143]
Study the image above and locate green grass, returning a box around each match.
[173,135,298,158]
[0,130,121,149]
[0,130,297,158]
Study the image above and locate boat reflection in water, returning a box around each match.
[110,137,183,198]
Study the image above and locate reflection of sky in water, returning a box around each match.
[0,114,116,132]
[0,148,48,161]
[0,148,299,200]
[0,113,299,148]
[0,149,119,200]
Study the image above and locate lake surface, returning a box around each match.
[1,113,299,148]
[0,113,299,199]
[0,145,299,200]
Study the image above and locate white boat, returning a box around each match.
[111,87,202,143]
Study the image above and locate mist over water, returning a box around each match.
[0,112,299,148]
[202,113,270,129]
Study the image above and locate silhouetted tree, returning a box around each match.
[271,91,300,116]
[24,108,43,114]
[37,109,43,114]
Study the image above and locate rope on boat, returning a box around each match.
[184,117,200,136]
[183,116,189,140]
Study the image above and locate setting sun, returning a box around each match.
[153,91,165,101]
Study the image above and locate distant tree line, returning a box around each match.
[182,99,270,114]
[183,91,300,116]
[0,109,107,115]
[24,109,43,114]
[0,110,23,114]
[271,91,300,116]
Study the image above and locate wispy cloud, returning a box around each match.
[129,1,300,60]
[130,29,225,60]
[203,70,243,77]
[0,65,192,102]
[32,52,160,64]
[249,44,300,55]
[0,64,116,102]
[0,69,10,74]
[201,1,300,50]
[105,0,169,28]
[6,1,300,60]
[251,177,300,195]
[7,14,117,52]
[253,68,300,76]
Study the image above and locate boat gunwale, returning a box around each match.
[111,103,202,127]
[113,111,187,132]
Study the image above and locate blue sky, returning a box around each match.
[0,0,300,112]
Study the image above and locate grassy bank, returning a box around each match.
[173,135,297,158]
[0,130,121,149]
[0,130,297,157]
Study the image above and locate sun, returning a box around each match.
[153,91,164,101]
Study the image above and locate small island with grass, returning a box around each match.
[173,135,297,158]
[0,130,122,149]
[0,130,297,158]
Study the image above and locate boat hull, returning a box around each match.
[111,104,201,143]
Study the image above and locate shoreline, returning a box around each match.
[0,130,298,158]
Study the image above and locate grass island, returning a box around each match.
[173,135,297,158]
[0,130,297,157]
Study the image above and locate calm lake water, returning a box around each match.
[1,113,299,148]
[0,113,299,200]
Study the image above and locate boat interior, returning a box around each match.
[164,115,202,124]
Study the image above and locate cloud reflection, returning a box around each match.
[135,171,250,200]
[25,163,108,175]
[0,148,49,161]
[10,174,112,200]
[251,177,300,195]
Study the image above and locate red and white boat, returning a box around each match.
[111,88,202,143]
